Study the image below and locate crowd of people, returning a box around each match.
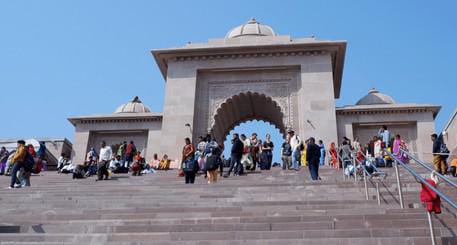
[1,140,47,188]
[3,124,456,189]
[55,140,173,180]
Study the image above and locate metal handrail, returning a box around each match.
[353,155,386,204]
[387,150,457,245]
[400,149,457,189]
[385,150,457,211]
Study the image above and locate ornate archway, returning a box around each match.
[210,92,287,142]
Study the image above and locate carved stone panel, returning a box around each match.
[194,70,299,140]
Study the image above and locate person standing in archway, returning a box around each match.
[240,134,253,172]
[250,133,260,171]
[262,133,274,170]
[307,137,321,181]
[224,133,244,177]
[288,130,301,171]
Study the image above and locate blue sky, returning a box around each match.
[1,1,456,161]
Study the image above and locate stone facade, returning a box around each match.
[336,104,440,162]
[68,18,442,165]
[69,113,162,165]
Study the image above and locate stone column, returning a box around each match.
[159,61,197,161]
[145,123,162,162]
[416,113,436,162]
[72,127,90,165]
[298,54,338,146]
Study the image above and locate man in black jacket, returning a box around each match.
[306,137,321,181]
[224,133,244,177]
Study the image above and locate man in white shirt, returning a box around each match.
[97,141,112,181]
[288,130,301,171]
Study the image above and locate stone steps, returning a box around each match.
[0,167,455,244]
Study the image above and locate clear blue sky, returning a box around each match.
[1,1,456,162]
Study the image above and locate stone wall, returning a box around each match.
[72,120,161,164]
[160,53,339,160]
[336,111,436,162]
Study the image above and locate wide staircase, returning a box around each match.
[0,163,456,244]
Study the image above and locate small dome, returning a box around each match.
[226,18,276,38]
[114,96,151,113]
[356,88,396,105]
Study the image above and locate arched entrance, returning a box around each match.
[209,92,287,142]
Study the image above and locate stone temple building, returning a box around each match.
[69,18,441,165]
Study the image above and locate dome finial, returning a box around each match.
[132,96,141,103]
[248,17,257,24]
[368,88,379,94]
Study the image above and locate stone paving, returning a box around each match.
[0,166,456,244]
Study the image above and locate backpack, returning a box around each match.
[205,154,220,171]
[440,143,450,157]
[23,152,35,172]
[182,159,197,173]
[73,165,85,179]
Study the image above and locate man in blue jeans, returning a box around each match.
[9,140,27,189]
[288,130,301,171]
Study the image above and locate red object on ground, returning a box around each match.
[420,179,441,214]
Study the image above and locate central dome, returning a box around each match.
[226,18,276,38]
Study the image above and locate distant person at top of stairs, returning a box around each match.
[97,141,112,181]
[8,140,26,189]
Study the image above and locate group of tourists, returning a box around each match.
[278,130,324,180]
[328,126,411,177]
[5,124,455,189]
[56,140,173,181]
[179,132,278,184]
[2,140,47,188]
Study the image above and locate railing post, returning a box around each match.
[427,211,437,245]
[394,160,404,209]
[363,168,369,200]
[376,182,381,205]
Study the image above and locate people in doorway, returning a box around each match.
[281,135,293,170]
[378,125,391,148]
[124,141,137,168]
[250,133,260,171]
[289,130,301,171]
[262,133,274,170]
[240,134,253,171]
[224,133,243,177]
